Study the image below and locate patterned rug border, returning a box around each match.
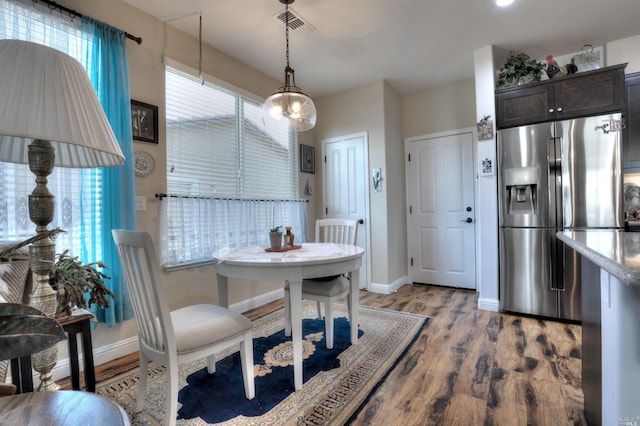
[97,302,429,425]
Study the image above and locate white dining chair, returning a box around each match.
[284,218,358,349]
[111,230,254,426]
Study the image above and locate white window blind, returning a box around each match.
[163,63,308,268]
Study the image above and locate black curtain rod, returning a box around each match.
[33,0,142,44]
[155,193,309,203]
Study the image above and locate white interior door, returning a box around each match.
[322,132,370,289]
[406,130,476,289]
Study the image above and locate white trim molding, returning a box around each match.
[368,276,408,295]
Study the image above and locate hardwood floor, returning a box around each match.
[62,284,584,425]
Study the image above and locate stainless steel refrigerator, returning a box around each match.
[497,113,623,321]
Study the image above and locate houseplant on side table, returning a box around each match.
[49,250,115,316]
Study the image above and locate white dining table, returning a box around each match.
[212,242,364,390]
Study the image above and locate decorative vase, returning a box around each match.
[269,232,283,249]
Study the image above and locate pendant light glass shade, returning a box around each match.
[263,0,316,132]
[263,66,316,132]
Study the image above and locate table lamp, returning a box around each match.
[0,39,125,390]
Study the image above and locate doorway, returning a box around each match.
[321,132,371,289]
[405,129,476,289]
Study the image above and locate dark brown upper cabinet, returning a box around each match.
[496,63,626,129]
[623,71,640,170]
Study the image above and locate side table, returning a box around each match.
[10,313,96,392]
[58,313,96,392]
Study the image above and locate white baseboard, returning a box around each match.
[368,276,408,294]
[50,335,140,383]
[478,297,500,312]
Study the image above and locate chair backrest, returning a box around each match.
[111,230,175,355]
[315,218,358,245]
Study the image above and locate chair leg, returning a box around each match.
[166,358,179,426]
[316,301,322,319]
[136,351,149,413]
[284,285,291,337]
[325,302,334,349]
[240,332,255,400]
[206,355,216,374]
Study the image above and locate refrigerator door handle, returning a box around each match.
[548,136,562,229]
[547,137,561,170]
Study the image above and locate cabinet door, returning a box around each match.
[623,72,640,170]
[554,66,625,120]
[496,84,554,129]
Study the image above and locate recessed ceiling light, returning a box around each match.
[496,0,514,6]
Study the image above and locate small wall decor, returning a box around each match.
[372,168,382,192]
[481,158,494,176]
[571,44,601,72]
[131,100,158,144]
[477,115,494,141]
[478,141,495,177]
[300,144,315,174]
[134,151,155,177]
[304,179,313,196]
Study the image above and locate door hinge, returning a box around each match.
[410,258,413,266]
[324,155,327,163]
[409,205,412,214]
[408,153,411,162]
[325,207,328,214]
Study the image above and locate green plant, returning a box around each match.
[49,250,115,316]
[496,52,545,88]
[270,226,282,234]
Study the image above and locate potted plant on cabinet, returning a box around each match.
[496,51,545,88]
[269,226,283,249]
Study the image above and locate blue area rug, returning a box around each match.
[97,302,428,425]
[177,317,363,423]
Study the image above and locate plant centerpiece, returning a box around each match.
[496,51,545,88]
[269,226,283,249]
[49,250,115,316]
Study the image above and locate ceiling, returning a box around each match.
[122,0,640,98]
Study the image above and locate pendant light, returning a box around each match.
[263,0,316,132]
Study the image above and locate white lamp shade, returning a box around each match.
[0,39,124,167]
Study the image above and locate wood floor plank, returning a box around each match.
[58,283,584,425]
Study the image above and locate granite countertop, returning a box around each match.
[557,230,640,287]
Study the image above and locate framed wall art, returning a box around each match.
[131,100,158,144]
[300,144,315,174]
[477,115,494,141]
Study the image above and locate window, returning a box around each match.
[163,62,308,268]
[0,0,104,261]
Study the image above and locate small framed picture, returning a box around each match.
[131,100,158,144]
[300,144,315,174]
[477,116,494,141]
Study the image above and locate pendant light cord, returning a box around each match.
[285,3,290,68]
[199,14,203,80]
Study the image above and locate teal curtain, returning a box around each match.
[81,17,136,325]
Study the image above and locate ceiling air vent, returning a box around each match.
[273,7,315,32]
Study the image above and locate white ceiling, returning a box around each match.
[122,0,640,98]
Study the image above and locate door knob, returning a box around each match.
[358,219,364,224]
[466,206,472,212]
[460,217,473,223]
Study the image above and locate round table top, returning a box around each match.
[212,242,364,266]
[0,390,129,425]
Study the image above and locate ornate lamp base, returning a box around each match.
[27,140,59,391]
